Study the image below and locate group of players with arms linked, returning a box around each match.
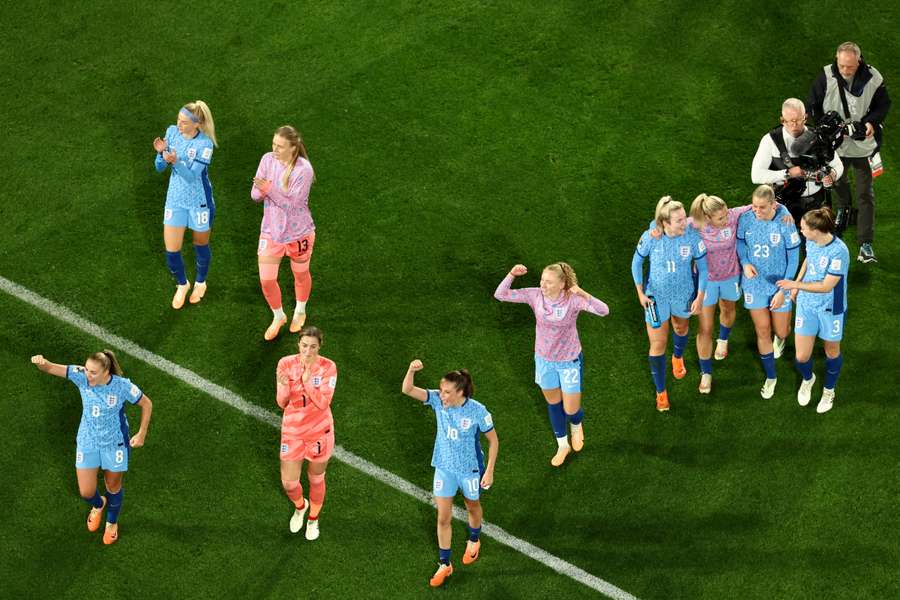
[27,40,888,589]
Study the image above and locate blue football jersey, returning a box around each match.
[737,211,801,297]
[426,390,494,475]
[799,237,849,314]
[157,125,215,210]
[635,227,707,304]
[67,366,143,450]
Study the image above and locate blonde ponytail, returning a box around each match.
[185,100,217,147]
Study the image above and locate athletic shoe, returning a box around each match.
[189,281,207,304]
[289,498,308,534]
[103,523,118,545]
[289,312,307,333]
[570,425,584,452]
[714,339,728,360]
[656,390,669,412]
[305,518,320,541]
[698,373,712,394]
[858,243,877,264]
[171,283,191,309]
[773,336,786,359]
[86,496,107,532]
[672,356,687,379]
[551,445,570,467]
[798,374,816,407]
[816,388,835,414]
[264,315,287,341]
[429,563,453,587]
[462,539,481,565]
[760,378,777,400]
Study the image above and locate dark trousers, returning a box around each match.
[834,156,875,244]
[783,188,829,243]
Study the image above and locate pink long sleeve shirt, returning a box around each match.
[251,153,315,244]
[494,275,609,362]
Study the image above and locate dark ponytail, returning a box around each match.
[442,369,474,398]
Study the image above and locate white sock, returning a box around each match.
[570,422,583,434]
[295,300,307,315]
[273,307,286,320]
[556,436,569,449]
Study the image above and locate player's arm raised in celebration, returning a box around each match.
[481,428,499,489]
[569,283,610,316]
[401,359,427,402]
[130,394,153,448]
[30,355,67,378]
[493,264,530,303]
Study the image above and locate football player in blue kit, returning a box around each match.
[778,207,850,414]
[401,359,499,588]
[31,350,153,544]
[737,185,801,399]
[153,100,218,309]
[632,196,708,411]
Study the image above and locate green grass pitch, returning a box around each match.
[1,1,899,598]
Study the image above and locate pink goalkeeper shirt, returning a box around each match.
[276,354,336,442]
[251,153,315,244]
[693,205,752,282]
[494,274,609,362]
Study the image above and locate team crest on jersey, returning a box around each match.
[130,384,140,398]
[106,394,117,407]
[769,232,781,245]
[721,228,732,240]
[328,376,336,388]
[460,418,472,430]
[280,443,289,454]
[187,148,197,160]
[551,306,567,320]
[818,256,829,269]
[312,376,321,387]
[679,245,691,258]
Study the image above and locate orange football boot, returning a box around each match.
[656,390,670,412]
[429,563,453,587]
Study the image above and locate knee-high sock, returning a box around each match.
[105,489,123,524]
[795,357,814,381]
[193,244,211,283]
[718,324,732,341]
[824,354,843,389]
[760,352,777,379]
[699,358,713,375]
[649,354,666,392]
[566,408,584,425]
[82,490,104,509]
[165,251,188,285]
[260,279,282,311]
[673,332,688,358]
[308,472,326,515]
[546,402,567,438]
[291,260,312,303]
[282,480,305,509]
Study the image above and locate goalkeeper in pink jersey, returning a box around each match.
[251,125,317,341]
[494,262,609,467]
[275,326,336,541]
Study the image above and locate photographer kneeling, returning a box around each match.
[751,98,843,244]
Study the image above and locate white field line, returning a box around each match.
[2,274,638,600]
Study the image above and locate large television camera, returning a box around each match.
[774,110,847,203]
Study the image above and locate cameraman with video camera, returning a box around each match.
[807,42,891,264]
[751,98,843,241]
